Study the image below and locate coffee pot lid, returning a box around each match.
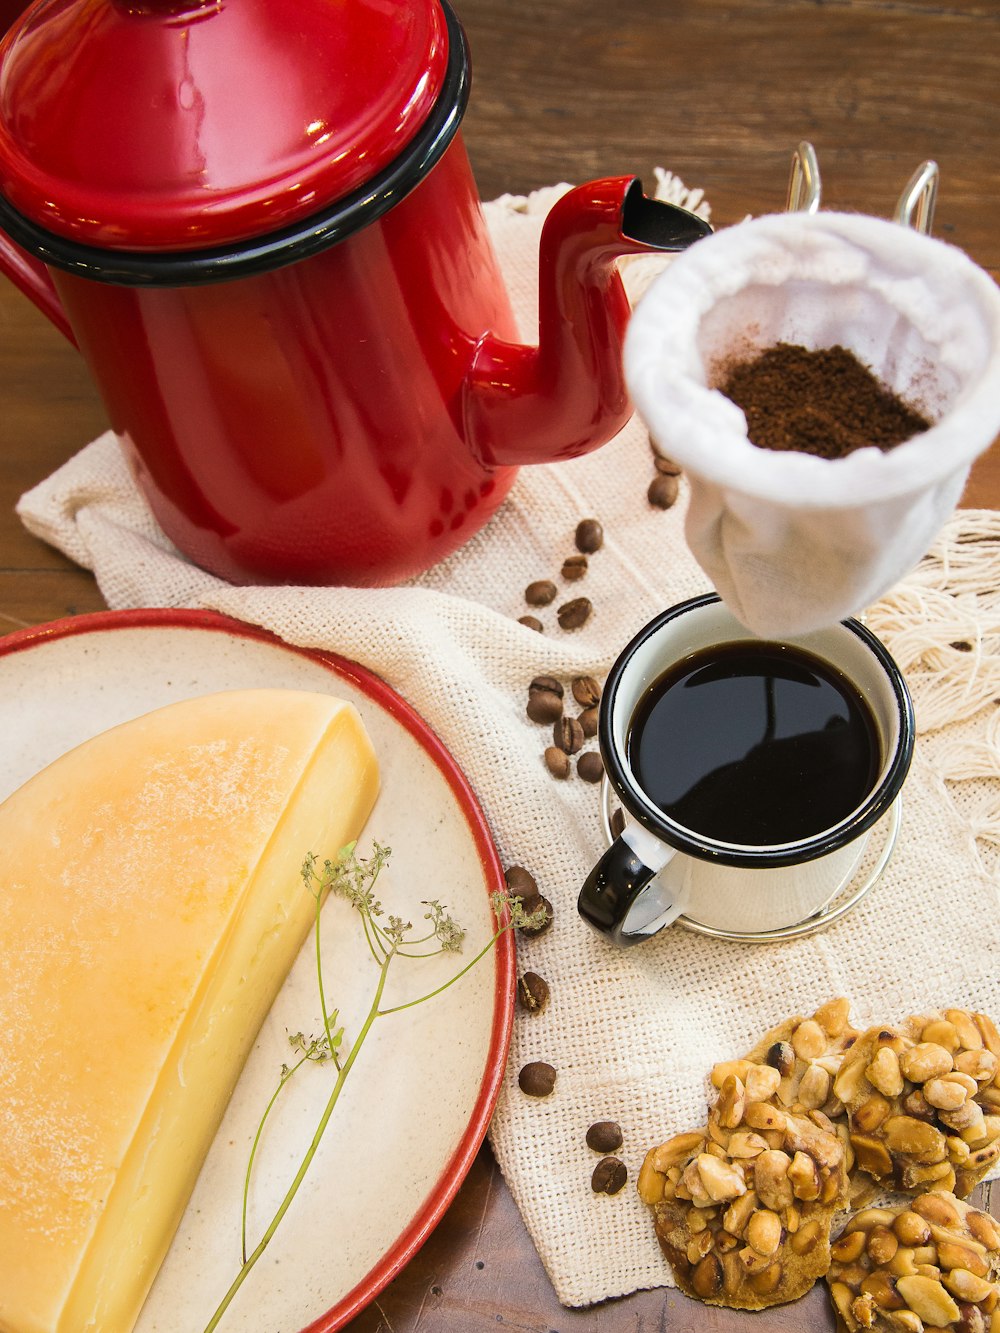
[0,0,458,253]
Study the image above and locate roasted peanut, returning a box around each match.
[788,1150,821,1201]
[695,1152,747,1203]
[652,1130,706,1172]
[925,1076,972,1111]
[753,1150,794,1211]
[746,1208,784,1257]
[853,1092,892,1133]
[867,1046,905,1097]
[815,997,852,1037]
[791,1019,827,1061]
[716,1074,747,1129]
[883,1115,948,1162]
[797,1064,831,1110]
[893,1211,933,1247]
[899,1042,955,1084]
[896,1274,962,1325]
[744,1064,782,1104]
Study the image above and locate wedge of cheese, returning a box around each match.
[0,688,379,1333]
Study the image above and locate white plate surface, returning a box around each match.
[0,609,513,1333]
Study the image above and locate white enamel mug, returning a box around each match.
[577,594,914,945]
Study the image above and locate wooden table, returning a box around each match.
[1,1,997,1329]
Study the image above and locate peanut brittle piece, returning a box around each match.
[638,1084,848,1308]
[710,997,860,1121]
[826,1191,1000,1332]
[835,1009,1000,1198]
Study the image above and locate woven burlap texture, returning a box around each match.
[16,178,1000,1310]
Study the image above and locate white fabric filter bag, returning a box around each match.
[624,211,1000,636]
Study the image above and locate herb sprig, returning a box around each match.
[204,841,546,1331]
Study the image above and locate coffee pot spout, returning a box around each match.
[461,176,711,468]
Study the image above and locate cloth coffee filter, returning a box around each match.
[12,175,1000,1313]
[625,210,1000,637]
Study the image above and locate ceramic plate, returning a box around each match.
[0,608,513,1332]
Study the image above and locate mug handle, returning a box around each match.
[578,822,690,946]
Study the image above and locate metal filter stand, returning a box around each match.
[786,139,939,235]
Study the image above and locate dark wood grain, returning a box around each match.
[0,0,998,1329]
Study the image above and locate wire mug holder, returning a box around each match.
[598,776,903,943]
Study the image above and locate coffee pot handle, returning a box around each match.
[0,230,76,344]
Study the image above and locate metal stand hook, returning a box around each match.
[786,141,822,213]
[894,159,939,235]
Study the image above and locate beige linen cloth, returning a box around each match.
[16,176,1000,1309]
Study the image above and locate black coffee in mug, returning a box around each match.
[626,640,880,846]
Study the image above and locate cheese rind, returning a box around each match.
[0,689,379,1333]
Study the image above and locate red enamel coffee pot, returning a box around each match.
[0,0,710,586]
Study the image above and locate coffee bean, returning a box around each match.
[526,691,562,723]
[575,517,604,553]
[518,615,544,632]
[579,706,599,738]
[561,554,588,582]
[553,716,585,755]
[518,1061,556,1097]
[517,971,550,1014]
[525,579,557,606]
[651,449,682,476]
[571,675,601,708]
[518,894,553,937]
[648,473,679,509]
[557,597,592,630]
[586,1120,624,1153]
[505,865,538,899]
[577,750,604,783]
[530,674,563,697]
[591,1156,628,1195]
[544,746,570,779]
[526,676,564,724]
[610,807,626,838]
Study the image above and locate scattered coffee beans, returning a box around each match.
[610,807,626,838]
[648,472,679,509]
[525,579,557,606]
[575,517,604,553]
[578,706,599,739]
[526,675,564,724]
[586,1120,624,1153]
[571,675,601,708]
[518,1061,557,1097]
[544,746,570,779]
[557,597,592,630]
[518,615,543,632]
[517,971,550,1014]
[591,1156,628,1195]
[553,716,585,755]
[561,554,588,581]
[577,751,604,784]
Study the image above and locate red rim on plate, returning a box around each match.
[0,606,514,1333]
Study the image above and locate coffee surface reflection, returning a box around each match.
[627,642,880,845]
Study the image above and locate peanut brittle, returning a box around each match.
[835,1009,1000,1198]
[710,997,860,1121]
[826,1191,1000,1332]
[637,1084,848,1308]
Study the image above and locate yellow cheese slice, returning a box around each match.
[0,688,379,1333]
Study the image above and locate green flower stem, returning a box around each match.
[314,889,341,1071]
[240,1052,310,1264]
[377,928,507,1018]
[203,951,393,1333]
